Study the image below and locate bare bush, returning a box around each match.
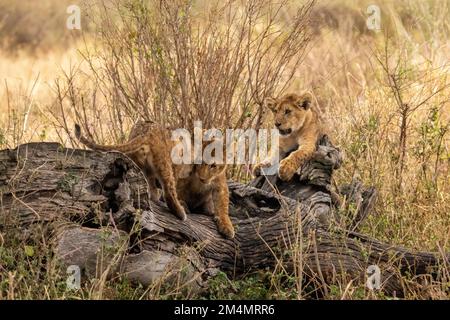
[373,36,450,189]
[60,0,313,140]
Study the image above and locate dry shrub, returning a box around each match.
[56,0,313,142]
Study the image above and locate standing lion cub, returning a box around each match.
[75,123,235,239]
[74,123,188,221]
[253,92,321,181]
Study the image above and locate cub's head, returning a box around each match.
[195,163,227,184]
[193,135,227,184]
[265,92,313,136]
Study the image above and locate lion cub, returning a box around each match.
[74,123,188,221]
[177,163,235,239]
[253,92,321,181]
[130,123,235,238]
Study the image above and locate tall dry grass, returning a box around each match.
[0,0,87,54]
[298,1,450,254]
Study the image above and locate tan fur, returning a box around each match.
[74,123,189,221]
[79,121,235,239]
[131,121,234,238]
[177,163,234,239]
[253,92,321,181]
[128,120,154,140]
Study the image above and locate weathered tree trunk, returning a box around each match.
[0,141,447,297]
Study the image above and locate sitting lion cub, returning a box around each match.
[130,121,235,239]
[177,163,235,239]
[253,92,321,181]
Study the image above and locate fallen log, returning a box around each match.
[0,141,447,297]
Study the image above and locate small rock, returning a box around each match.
[55,226,127,278]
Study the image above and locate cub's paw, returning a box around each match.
[215,217,235,239]
[180,200,192,215]
[278,159,297,181]
[175,205,187,221]
[252,163,263,176]
[253,162,269,176]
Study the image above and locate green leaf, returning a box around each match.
[24,245,34,257]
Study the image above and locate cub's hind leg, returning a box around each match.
[143,167,161,202]
[150,155,187,221]
[129,148,161,202]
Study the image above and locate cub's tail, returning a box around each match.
[74,123,145,154]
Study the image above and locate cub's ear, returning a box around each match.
[296,92,313,110]
[264,97,277,111]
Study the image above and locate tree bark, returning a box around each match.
[0,141,447,297]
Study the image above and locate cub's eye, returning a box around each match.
[284,109,291,115]
[211,164,217,168]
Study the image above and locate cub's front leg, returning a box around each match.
[253,149,278,176]
[211,177,235,239]
[253,161,270,176]
[278,142,316,181]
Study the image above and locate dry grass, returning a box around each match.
[0,0,449,299]
[0,47,83,148]
[0,0,87,54]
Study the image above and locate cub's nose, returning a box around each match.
[275,122,281,128]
